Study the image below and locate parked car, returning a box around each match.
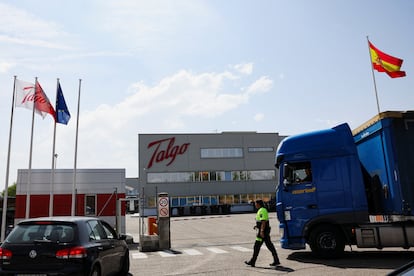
[0,216,129,276]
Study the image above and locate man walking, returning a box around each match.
[245,199,280,267]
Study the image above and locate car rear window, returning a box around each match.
[6,223,76,244]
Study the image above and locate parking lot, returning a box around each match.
[125,213,414,275]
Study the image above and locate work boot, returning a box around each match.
[245,260,255,267]
[270,254,280,266]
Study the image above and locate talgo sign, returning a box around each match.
[147,137,190,168]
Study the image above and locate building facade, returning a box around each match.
[138,132,285,215]
[15,169,127,232]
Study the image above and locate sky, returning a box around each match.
[0,0,413,191]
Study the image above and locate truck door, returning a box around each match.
[281,161,318,238]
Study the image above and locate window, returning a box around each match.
[85,195,96,216]
[249,170,275,180]
[197,171,209,181]
[147,196,156,207]
[187,196,195,205]
[146,170,275,183]
[86,220,106,240]
[201,148,243,158]
[203,196,211,205]
[147,172,193,183]
[239,171,247,180]
[101,221,116,239]
[233,194,241,204]
[248,147,274,152]
[232,171,240,181]
[210,171,217,181]
[283,162,312,184]
[241,194,249,203]
[171,197,179,207]
[8,224,75,243]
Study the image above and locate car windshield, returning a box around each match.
[6,223,75,243]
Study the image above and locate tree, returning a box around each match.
[2,183,16,197]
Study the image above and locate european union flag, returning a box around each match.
[56,82,71,125]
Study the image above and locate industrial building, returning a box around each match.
[138,132,285,215]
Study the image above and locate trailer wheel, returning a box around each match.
[309,225,345,258]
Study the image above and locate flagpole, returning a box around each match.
[49,79,59,217]
[367,36,381,114]
[1,76,17,241]
[71,79,82,216]
[26,77,38,219]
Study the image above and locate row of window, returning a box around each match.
[147,170,275,183]
[146,193,274,207]
[200,147,274,158]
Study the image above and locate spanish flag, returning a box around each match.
[369,41,406,78]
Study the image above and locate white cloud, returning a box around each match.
[0,61,16,73]
[233,63,253,75]
[0,3,73,50]
[254,113,265,122]
[91,0,215,50]
[54,67,273,176]
[246,76,273,96]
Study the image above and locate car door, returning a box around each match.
[87,220,117,275]
[100,221,125,272]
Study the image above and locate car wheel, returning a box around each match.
[90,265,101,276]
[309,225,345,259]
[119,252,130,276]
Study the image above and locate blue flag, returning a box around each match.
[56,82,71,124]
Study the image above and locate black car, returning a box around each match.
[0,216,129,276]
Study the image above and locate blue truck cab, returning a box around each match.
[275,111,414,258]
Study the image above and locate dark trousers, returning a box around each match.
[250,234,279,264]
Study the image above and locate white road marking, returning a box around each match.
[183,248,203,255]
[132,252,148,259]
[230,246,252,252]
[131,245,252,259]
[158,250,177,257]
[206,247,228,254]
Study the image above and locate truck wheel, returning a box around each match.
[309,225,345,258]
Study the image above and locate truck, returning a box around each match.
[275,111,414,258]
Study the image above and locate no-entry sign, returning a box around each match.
[158,196,170,217]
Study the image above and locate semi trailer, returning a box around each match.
[275,111,414,258]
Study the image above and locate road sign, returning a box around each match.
[158,196,170,217]
[159,207,169,217]
[159,197,168,207]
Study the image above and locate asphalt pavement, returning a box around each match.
[125,213,414,276]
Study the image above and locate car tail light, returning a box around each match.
[56,246,87,259]
[0,248,12,260]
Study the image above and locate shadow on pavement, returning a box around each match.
[288,250,414,270]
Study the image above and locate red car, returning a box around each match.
[0,216,129,276]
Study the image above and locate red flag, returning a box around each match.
[35,82,56,119]
[368,41,406,78]
[15,79,56,119]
